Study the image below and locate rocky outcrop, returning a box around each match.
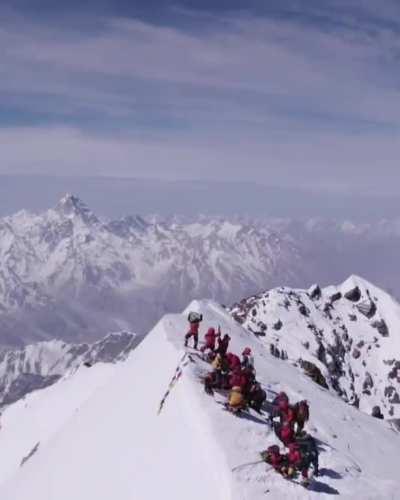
[299,359,329,389]
[372,406,384,419]
[344,286,361,302]
[330,292,342,303]
[371,319,389,337]
[363,372,374,392]
[229,276,400,420]
[308,284,321,300]
[356,300,377,318]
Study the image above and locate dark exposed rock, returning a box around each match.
[302,341,310,350]
[371,319,389,337]
[299,359,329,389]
[384,359,395,366]
[357,340,365,349]
[372,406,384,419]
[330,292,342,303]
[356,300,377,318]
[389,418,400,431]
[363,372,374,391]
[317,343,327,364]
[273,319,283,331]
[270,344,281,359]
[344,286,361,302]
[253,330,266,337]
[391,392,400,404]
[385,386,396,398]
[308,284,321,300]
[298,304,309,317]
[348,314,357,321]
[323,303,333,319]
[352,348,361,359]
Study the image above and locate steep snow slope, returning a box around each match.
[0,331,139,408]
[1,301,399,499]
[0,362,118,486]
[230,276,400,420]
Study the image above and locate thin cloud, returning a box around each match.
[0,4,399,195]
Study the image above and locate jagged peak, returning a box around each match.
[55,194,99,225]
[106,215,149,236]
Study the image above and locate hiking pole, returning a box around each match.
[232,459,265,472]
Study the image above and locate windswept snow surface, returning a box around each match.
[1,301,399,499]
[0,362,117,486]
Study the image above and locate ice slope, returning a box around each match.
[1,300,399,500]
[231,275,400,419]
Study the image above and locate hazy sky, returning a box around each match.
[1,0,400,197]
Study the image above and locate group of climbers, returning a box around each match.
[185,313,265,414]
[184,313,319,488]
[265,391,318,486]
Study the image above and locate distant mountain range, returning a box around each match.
[0,194,399,346]
[0,331,139,408]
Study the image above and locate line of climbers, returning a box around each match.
[184,312,319,488]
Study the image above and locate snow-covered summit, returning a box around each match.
[230,275,400,419]
[54,193,99,225]
[0,299,399,499]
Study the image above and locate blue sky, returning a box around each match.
[1,0,400,196]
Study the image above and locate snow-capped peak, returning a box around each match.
[54,193,99,225]
[230,276,400,420]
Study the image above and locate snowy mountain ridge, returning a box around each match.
[0,299,398,499]
[0,195,308,345]
[230,275,400,420]
[0,331,139,408]
[1,194,400,346]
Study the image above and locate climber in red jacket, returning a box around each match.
[184,312,203,349]
[287,441,311,486]
[262,445,289,475]
[200,327,219,353]
[226,352,241,371]
[228,366,247,390]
